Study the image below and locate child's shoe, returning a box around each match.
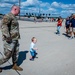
[30,58,34,61]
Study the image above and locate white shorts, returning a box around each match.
[70,27,75,32]
[73,28,75,32]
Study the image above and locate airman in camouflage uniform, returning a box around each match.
[0,5,23,72]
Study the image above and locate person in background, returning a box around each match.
[56,17,62,35]
[69,14,75,39]
[65,17,70,36]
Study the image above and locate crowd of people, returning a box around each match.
[64,14,75,39]
[55,14,75,39]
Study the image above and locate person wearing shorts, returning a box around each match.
[65,17,70,35]
[70,14,75,38]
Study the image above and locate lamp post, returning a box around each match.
[19,0,20,19]
[39,7,40,17]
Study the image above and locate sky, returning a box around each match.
[0,0,75,18]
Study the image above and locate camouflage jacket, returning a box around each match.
[1,13,20,41]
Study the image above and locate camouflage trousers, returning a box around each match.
[0,40,19,65]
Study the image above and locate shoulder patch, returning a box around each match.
[3,15,10,24]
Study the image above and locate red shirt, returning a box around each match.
[57,20,62,26]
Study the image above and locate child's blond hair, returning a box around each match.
[31,37,36,42]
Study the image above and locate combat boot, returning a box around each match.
[0,68,2,73]
[12,63,23,71]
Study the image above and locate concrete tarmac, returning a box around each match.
[0,20,75,75]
